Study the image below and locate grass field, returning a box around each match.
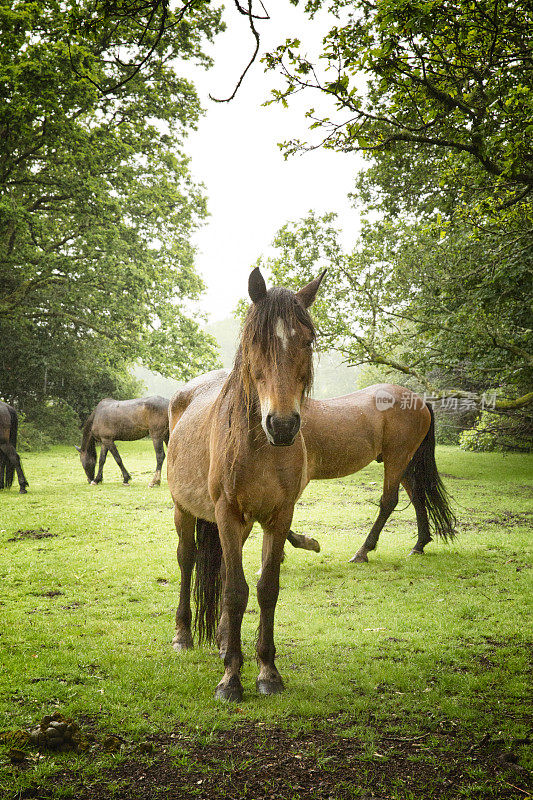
[0,442,531,799]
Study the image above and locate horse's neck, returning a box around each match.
[81,411,96,451]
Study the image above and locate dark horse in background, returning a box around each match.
[0,401,28,494]
[76,397,169,487]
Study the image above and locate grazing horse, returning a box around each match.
[76,397,169,487]
[0,401,28,494]
[167,267,326,701]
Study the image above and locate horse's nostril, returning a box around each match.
[266,412,301,444]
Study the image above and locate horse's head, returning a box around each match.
[75,444,96,482]
[240,267,326,447]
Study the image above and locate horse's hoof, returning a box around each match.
[256,676,284,696]
[172,635,193,652]
[90,481,98,486]
[350,553,369,563]
[409,548,424,556]
[19,488,27,494]
[123,481,131,486]
[215,676,243,702]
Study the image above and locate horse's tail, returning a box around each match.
[193,518,223,645]
[3,406,18,488]
[404,403,456,541]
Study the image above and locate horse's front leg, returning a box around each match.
[214,500,249,702]
[256,523,288,695]
[148,436,165,488]
[172,506,196,651]
[92,444,108,484]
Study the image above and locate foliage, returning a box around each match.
[460,410,532,452]
[0,0,222,422]
[267,0,533,207]
[262,211,532,415]
[17,403,81,452]
[260,0,532,428]
[0,441,531,797]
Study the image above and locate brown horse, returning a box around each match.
[76,396,169,487]
[198,380,454,565]
[167,268,456,701]
[0,401,28,494]
[297,386,456,562]
[167,267,326,700]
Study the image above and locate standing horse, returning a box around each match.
[76,397,169,487]
[167,268,456,701]
[0,401,28,494]
[167,267,326,700]
[298,388,456,561]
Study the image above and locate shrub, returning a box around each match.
[18,402,81,452]
[459,411,532,452]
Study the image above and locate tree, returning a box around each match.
[266,0,532,206]
[260,0,532,430]
[0,0,222,422]
[262,211,532,415]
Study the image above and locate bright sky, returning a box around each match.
[184,5,364,321]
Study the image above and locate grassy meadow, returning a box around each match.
[0,441,531,799]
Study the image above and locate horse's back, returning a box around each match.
[167,370,228,521]
[303,384,429,480]
[169,370,228,432]
[92,396,168,441]
[0,401,14,441]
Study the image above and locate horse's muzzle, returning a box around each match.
[265,412,301,446]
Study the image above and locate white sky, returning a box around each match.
[184,5,364,321]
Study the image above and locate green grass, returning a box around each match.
[0,443,531,797]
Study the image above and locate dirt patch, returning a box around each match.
[484,511,533,527]
[14,718,531,800]
[8,528,57,542]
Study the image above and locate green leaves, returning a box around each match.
[0,0,222,418]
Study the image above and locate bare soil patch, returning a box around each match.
[14,718,531,800]
[7,527,57,541]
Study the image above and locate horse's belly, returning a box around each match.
[309,448,375,480]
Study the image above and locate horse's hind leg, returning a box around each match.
[148,437,165,488]
[172,506,196,651]
[350,460,405,563]
[256,525,287,695]
[0,443,28,493]
[107,442,131,484]
[401,474,432,555]
[287,530,321,553]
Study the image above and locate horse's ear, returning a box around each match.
[296,268,327,308]
[248,267,267,303]
[74,445,81,452]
